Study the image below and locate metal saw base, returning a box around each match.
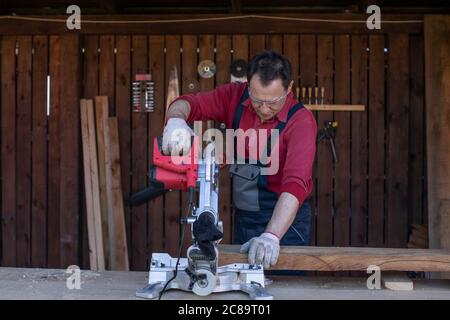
[136,253,273,300]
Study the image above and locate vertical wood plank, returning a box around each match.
[81,34,99,269]
[59,34,81,266]
[80,99,98,270]
[1,36,17,266]
[199,34,215,142]
[99,35,115,116]
[425,16,450,258]
[0,34,2,265]
[115,35,131,261]
[98,35,116,267]
[86,99,106,271]
[47,35,61,267]
[16,36,32,267]
[368,35,386,247]
[216,35,232,244]
[0,34,1,265]
[83,35,99,99]
[316,35,334,247]
[283,35,299,89]
[182,35,198,94]
[334,35,351,248]
[230,34,248,243]
[94,96,112,269]
[387,34,409,248]
[299,35,317,245]
[351,35,368,247]
[249,35,265,58]
[165,35,181,256]
[409,35,425,226]
[147,35,165,254]
[31,35,48,268]
[267,35,282,53]
[199,35,214,92]
[95,96,112,269]
[232,35,249,62]
[108,117,129,270]
[131,35,148,270]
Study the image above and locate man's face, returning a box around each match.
[248,74,292,122]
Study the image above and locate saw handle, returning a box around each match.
[129,182,166,206]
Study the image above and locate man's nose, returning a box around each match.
[259,103,271,114]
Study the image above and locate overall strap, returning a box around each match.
[265,103,304,158]
[232,87,249,130]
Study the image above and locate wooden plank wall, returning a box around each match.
[0,33,426,270]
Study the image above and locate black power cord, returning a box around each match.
[158,188,194,300]
[157,220,187,300]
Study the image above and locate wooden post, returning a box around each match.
[425,15,450,278]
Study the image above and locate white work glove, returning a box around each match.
[162,118,194,155]
[240,232,280,269]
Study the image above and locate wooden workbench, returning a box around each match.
[1,267,450,300]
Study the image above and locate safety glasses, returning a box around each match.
[248,89,289,110]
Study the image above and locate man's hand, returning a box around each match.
[162,118,194,155]
[239,233,280,269]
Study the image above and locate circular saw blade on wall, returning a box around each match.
[230,59,247,78]
[185,78,200,93]
[197,60,216,79]
[230,59,248,83]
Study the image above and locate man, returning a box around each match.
[163,51,317,269]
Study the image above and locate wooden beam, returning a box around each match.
[0,14,423,35]
[425,15,450,278]
[305,104,365,111]
[218,245,450,272]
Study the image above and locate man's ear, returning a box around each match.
[287,80,294,92]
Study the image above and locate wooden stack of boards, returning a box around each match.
[80,97,129,271]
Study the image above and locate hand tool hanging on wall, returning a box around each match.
[166,65,180,110]
[300,86,326,105]
[317,120,338,163]
[132,74,155,112]
[308,87,312,104]
[186,78,200,93]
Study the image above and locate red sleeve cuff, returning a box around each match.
[180,95,199,124]
[166,95,199,124]
[280,182,308,206]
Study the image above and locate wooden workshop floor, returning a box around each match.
[0,267,450,300]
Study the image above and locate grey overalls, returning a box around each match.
[230,88,311,246]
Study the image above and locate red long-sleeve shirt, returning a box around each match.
[172,82,317,206]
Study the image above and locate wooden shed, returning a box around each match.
[0,0,449,300]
